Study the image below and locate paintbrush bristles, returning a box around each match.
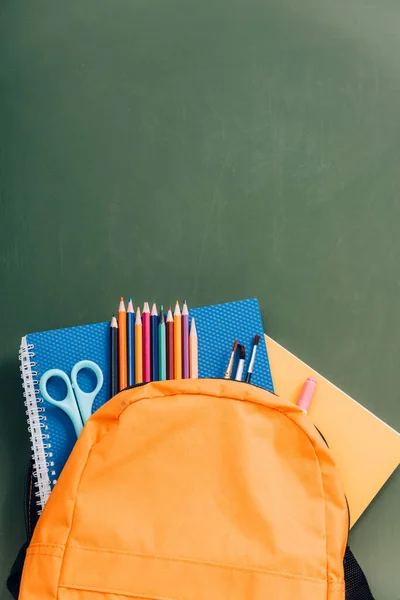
[224,339,239,379]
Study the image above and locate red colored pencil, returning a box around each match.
[166,307,174,380]
[142,302,151,383]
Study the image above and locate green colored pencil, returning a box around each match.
[158,305,166,381]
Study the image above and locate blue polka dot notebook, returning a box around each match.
[20,298,273,510]
[189,299,273,389]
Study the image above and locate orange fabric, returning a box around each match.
[20,379,348,600]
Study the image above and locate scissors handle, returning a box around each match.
[39,369,83,438]
[71,360,104,424]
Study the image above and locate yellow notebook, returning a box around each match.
[265,336,400,527]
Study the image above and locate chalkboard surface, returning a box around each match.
[1,1,399,598]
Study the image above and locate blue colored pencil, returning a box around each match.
[127,297,135,386]
[150,303,159,381]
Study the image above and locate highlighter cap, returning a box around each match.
[297,377,317,413]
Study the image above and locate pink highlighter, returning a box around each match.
[297,377,317,413]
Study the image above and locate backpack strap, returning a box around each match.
[7,541,28,600]
[344,546,375,599]
[7,460,38,600]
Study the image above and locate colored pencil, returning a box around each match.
[110,315,119,397]
[158,306,166,381]
[245,334,260,383]
[135,307,143,384]
[142,302,151,383]
[118,297,127,391]
[224,340,238,379]
[174,301,182,379]
[181,301,189,379]
[235,344,246,381]
[189,318,198,379]
[127,297,135,386]
[150,303,159,381]
[166,307,174,380]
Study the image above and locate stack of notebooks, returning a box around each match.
[20,298,399,527]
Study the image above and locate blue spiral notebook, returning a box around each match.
[20,298,273,510]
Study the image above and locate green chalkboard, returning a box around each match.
[1,0,399,598]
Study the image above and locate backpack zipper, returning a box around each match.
[24,460,39,542]
[314,425,351,532]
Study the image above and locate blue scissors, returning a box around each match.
[39,360,104,438]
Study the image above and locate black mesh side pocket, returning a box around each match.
[344,546,375,600]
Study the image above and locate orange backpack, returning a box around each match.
[18,379,373,600]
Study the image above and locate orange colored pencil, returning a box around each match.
[174,301,182,379]
[135,307,143,384]
[189,318,198,378]
[118,297,127,391]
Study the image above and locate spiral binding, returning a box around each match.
[19,336,52,512]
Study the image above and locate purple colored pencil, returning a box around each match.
[181,301,189,378]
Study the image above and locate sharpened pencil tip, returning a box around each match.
[111,315,118,327]
[119,297,126,311]
[190,318,197,336]
[143,302,150,313]
[151,303,158,316]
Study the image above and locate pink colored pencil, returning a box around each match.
[142,302,151,383]
[189,318,198,379]
[181,301,189,378]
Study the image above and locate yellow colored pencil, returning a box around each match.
[174,301,182,379]
[189,318,198,379]
[135,307,143,384]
